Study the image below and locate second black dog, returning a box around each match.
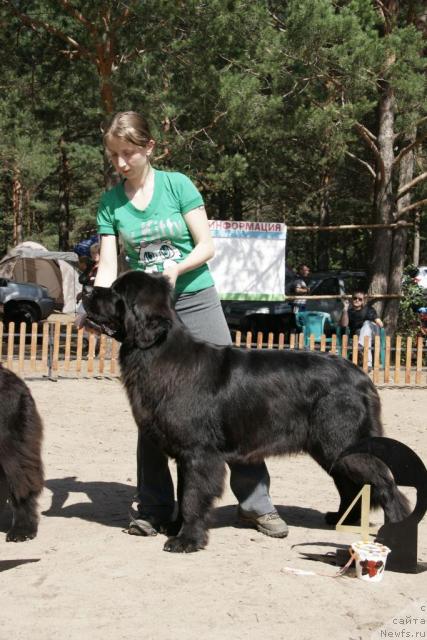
[0,364,44,541]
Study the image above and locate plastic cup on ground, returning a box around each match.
[351,541,391,583]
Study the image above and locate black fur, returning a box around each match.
[84,272,410,553]
[0,365,44,541]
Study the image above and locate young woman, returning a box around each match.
[89,111,288,539]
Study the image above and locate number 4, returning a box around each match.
[335,484,378,542]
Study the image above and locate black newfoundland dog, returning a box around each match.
[0,364,44,541]
[83,271,409,553]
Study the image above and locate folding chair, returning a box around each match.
[296,311,333,347]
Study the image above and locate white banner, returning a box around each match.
[208,220,287,300]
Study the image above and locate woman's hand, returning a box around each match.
[74,307,102,335]
[74,310,87,330]
[163,260,180,288]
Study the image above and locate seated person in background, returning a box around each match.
[289,264,310,314]
[340,290,384,367]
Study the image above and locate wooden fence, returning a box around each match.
[0,320,426,386]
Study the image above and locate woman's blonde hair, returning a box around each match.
[103,111,153,148]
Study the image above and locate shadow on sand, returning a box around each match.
[35,476,335,534]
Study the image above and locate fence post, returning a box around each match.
[64,324,72,372]
[373,334,380,383]
[415,337,423,385]
[98,334,106,375]
[405,336,412,385]
[87,333,96,374]
[52,322,61,378]
[47,322,54,378]
[341,333,348,359]
[30,323,38,371]
[7,322,15,370]
[352,334,358,365]
[384,336,391,384]
[76,328,84,373]
[395,336,402,384]
[18,322,26,372]
[40,322,49,373]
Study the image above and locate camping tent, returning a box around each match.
[0,241,82,313]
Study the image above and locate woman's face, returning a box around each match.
[106,135,154,179]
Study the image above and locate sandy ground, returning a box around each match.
[0,379,426,640]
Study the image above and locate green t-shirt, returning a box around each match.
[97,169,214,294]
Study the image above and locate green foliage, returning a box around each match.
[0,0,425,283]
[396,266,426,339]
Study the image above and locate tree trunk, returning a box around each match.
[99,67,115,115]
[383,133,415,334]
[317,172,331,271]
[12,165,23,246]
[232,184,243,221]
[58,136,71,250]
[368,84,395,317]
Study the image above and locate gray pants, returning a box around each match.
[136,285,274,520]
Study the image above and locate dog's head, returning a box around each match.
[83,271,174,348]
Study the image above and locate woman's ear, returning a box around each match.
[145,139,155,157]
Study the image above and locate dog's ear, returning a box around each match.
[124,303,172,349]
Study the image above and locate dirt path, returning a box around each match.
[1,380,426,640]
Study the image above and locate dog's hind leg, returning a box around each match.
[163,452,225,553]
[325,455,410,526]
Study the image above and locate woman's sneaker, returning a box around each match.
[238,508,289,538]
[127,506,171,537]
[128,512,159,536]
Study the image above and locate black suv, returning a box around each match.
[221,271,368,336]
[0,278,55,325]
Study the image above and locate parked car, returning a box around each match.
[0,278,55,325]
[221,271,368,336]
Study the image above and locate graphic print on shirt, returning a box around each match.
[138,239,182,273]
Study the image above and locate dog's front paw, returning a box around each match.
[6,526,37,542]
[163,535,204,553]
